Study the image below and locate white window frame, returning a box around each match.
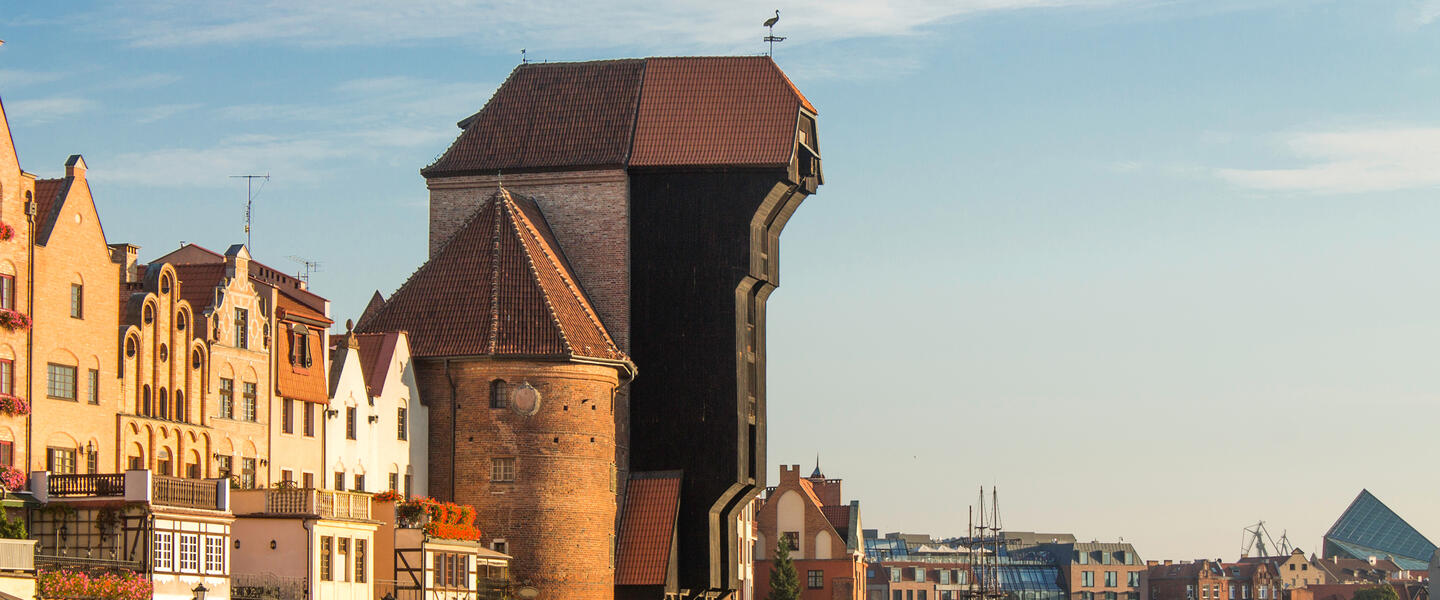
[153,532,174,571]
[179,533,200,573]
[205,535,225,574]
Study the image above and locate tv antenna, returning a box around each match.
[229,174,269,249]
[287,255,321,285]
[521,48,528,64]
[763,10,786,56]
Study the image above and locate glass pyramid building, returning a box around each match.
[1322,489,1436,570]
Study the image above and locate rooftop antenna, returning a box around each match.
[229,174,270,249]
[763,10,786,57]
[521,48,528,64]
[287,255,321,285]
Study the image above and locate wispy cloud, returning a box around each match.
[1404,0,1440,26]
[136,103,202,124]
[96,0,1149,51]
[0,69,65,88]
[97,74,492,189]
[5,96,97,123]
[1215,126,1440,194]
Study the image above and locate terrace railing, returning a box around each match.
[151,475,219,510]
[47,474,125,498]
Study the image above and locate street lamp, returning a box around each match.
[192,582,208,600]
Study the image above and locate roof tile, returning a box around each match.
[616,471,682,586]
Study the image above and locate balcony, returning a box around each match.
[258,488,372,520]
[35,471,228,511]
[0,539,35,573]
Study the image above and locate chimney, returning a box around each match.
[65,155,87,181]
[225,244,251,280]
[109,243,141,283]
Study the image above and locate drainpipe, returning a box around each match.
[446,358,455,501]
[24,193,35,474]
[304,518,315,596]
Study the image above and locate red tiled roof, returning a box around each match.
[423,56,813,176]
[276,320,328,404]
[33,177,69,243]
[629,56,807,167]
[821,505,850,534]
[169,263,226,312]
[424,59,645,176]
[357,188,631,366]
[354,290,386,331]
[352,331,401,396]
[616,471,682,586]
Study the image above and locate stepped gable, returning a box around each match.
[422,56,815,176]
[359,188,630,365]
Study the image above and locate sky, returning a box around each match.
[3,0,1440,561]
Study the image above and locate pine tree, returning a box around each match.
[767,537,801,600]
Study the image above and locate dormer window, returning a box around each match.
[290,324,312,368]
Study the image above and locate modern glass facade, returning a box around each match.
[1322,489,1436,571]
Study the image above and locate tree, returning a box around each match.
[768,537,801,600]
[1353,585,1399,600]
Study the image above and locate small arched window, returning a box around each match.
[176,311,187,331]
[143,302,155,324]
[192,349,203,370]
[160,275,171,295]
[157,388,169,420]
[158,343,169,363]
[141,385,151,416]
[490,379,508,409]
[174,391,187,423]
[125,336,137,358]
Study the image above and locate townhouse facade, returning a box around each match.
[754,463,865,600]
[326,329,424,496]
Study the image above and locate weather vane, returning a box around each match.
[763,10,786,56]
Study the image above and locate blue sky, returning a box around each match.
[3,0,1440,560]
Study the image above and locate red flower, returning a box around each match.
[0,310,29,332]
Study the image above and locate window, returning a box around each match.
[1231,587,1237,600]
[1129,572,1141,587]
[217,455,232,478]
[338,537,350,581]
[47,447,76,474]
[0,274,13,309]
[941,570,951,585]
[491,457,515,482]
[891,567,901,582]
[320,536,333,581]
[242,382,257,421]
[234,308,248,349]
[0,359,11,395]
[47,363,77,399]
[492,540,507,555]
[1125,552,1137,565]
[404,473,412,497]
[389,472,399,492]
[87,450,98,474]
[434,552,445,586]
[1078,551,1090,564]
[0,442,11,467]
[335,472,345,491]
[490,379,508,408]
[1104,552,1114,565]
[781,531,799,554]
[346,406,357,440]
[916,567,926,582]
[296,327,313,368]
[70,283,83,318]
[1202,585,1209,599]
[354,473,365,491]
[304,402,316,436]
[153,532,174,571]
[219,378,234,418]
[179,534,200,572]
[397,407,407,440]
[1259,587,1267,600]
[894,592,903,600]
[282,399,294,433]
[87,369,99,405]
[281,469,294,484]
[303,472,314,489]
[808,570,823,589]
[1243,585,1251,599]
[1106,593,1117,600]
[356,539,367,583]
[1083,571,1095,587]
[1106,571,1118,587]
[205,536,225,573]
[240,457,256,488]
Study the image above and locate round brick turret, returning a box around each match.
[419,358,623,600]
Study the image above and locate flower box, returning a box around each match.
[0,395,29,417]
[0,310,29,332]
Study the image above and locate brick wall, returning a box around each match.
[0,108,33,471]
[31,162,122,474]
[417,357,622,600]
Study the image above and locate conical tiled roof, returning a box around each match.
[359,189,631,367]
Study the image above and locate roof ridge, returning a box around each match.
[499,193,574,355]
[486,191,504,354]
[505,193,622,357]
[365,193,497,328]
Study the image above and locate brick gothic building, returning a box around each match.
[359,188,636,600]
[754,464,864,600]
[409,55,823,599]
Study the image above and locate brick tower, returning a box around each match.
[358,189,635,600]
[421,56,822,597]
